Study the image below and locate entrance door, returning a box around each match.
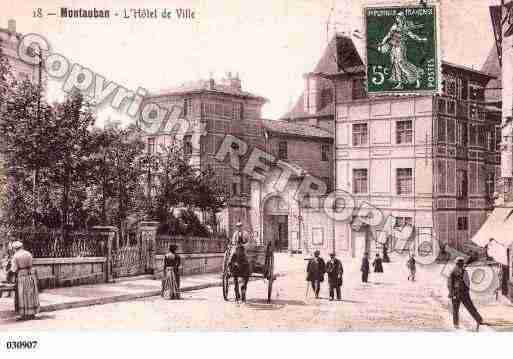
[277,217,288,251]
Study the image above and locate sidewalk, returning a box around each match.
[0,272,226,320]
[0,252,294,321]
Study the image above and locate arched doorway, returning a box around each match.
[262,195,289,252]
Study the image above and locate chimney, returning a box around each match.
[209,77,215,90]
[229,72,241,91]
[7,19,16,34]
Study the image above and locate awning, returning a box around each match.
[471,207,513,265]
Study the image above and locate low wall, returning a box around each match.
[154,253,224,279]
[29,253,225,289]
[33,257,107,290]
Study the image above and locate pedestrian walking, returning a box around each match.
[9,241,39,320]
[448,257,485,331]
[373,253,384,283]
[407,253,416,281]
[382,243,391,263]
[361,252,370,283]
[162,244,181,300]
[326,253,343,301]
[230,244,250,303]
[306,250,325,299]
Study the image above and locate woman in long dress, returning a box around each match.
[10,241,40,319]
[378,11,427,89]
[162,245,181,300]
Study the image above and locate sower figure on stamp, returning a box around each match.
[448,257,485,331]
[306,250,325,299]
[9,241,40,320]
[162,244,181,300]
[361,252,370,283]
[229,244,250,303]
[326,253,343,301]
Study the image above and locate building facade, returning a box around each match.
[278,34,501,258]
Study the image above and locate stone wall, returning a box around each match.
[154,253,224,279]
[31,253,225,290]
[32,257,107,290]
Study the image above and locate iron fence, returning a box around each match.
[11,231,106,258]
[156,235,226,255]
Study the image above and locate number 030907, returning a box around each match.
[6,340,38,350]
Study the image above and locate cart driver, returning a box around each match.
[230,222,249,247]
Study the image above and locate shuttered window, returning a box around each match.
[397,168,412,195]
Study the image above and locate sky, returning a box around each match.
[0,0,501,125]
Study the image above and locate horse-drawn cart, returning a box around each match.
[221,241,275,303]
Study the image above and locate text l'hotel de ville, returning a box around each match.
[35,7,196,19]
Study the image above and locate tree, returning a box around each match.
[151,143,198,222]
[45,90,96,229]
[87,124,145,229]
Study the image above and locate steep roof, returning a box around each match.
[281,35,364,121]
[262,119,332,140]
[481,45,501,104]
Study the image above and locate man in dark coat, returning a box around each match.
[230,244,250,303]
[448,257,484,330]
[326,253,343,301]
[306,250,325,298]
[361,252,370,283]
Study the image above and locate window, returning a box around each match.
[438,117,446,142]
[183,98,192,117]
[457,217,468,231]
[447,119,456,144]
[396,120,413,144]
[233,103,243,121]
[278,141,288,160]
[322,177,332,193]
[397,168,413,195]
[352,78,366,100]
[478,125,486,147]
[469,124,477,146]
[458,122,468,146]
[321,143,330,161]
[496,126,501,151]
[352,123,368,146]
[394,217,413,228]
[353,169,368,194]
[456,169,468,198]
[469,83,484,102]
[445,77,457,98]
[147,137,155,154]
[183,135,192,155]
[437,160,447,193]
[486,173,495,196]
[320,87,333,107]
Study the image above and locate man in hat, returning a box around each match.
[230,222,248,247]
[361,252,370,283]
[326,252,343,301]
[306,250,325,299]
[9,241,40,320]
[448,257,484,330]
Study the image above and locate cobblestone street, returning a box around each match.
[1,254,482,331]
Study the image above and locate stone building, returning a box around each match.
[139,73,336,250]
[138,73,267,234]
[280,34,501,258]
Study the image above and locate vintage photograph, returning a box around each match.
[0,0,513,338]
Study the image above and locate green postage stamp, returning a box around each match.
[365,5,439,95]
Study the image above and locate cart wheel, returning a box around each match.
[267,255,274,303]
[222,269,230,301]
